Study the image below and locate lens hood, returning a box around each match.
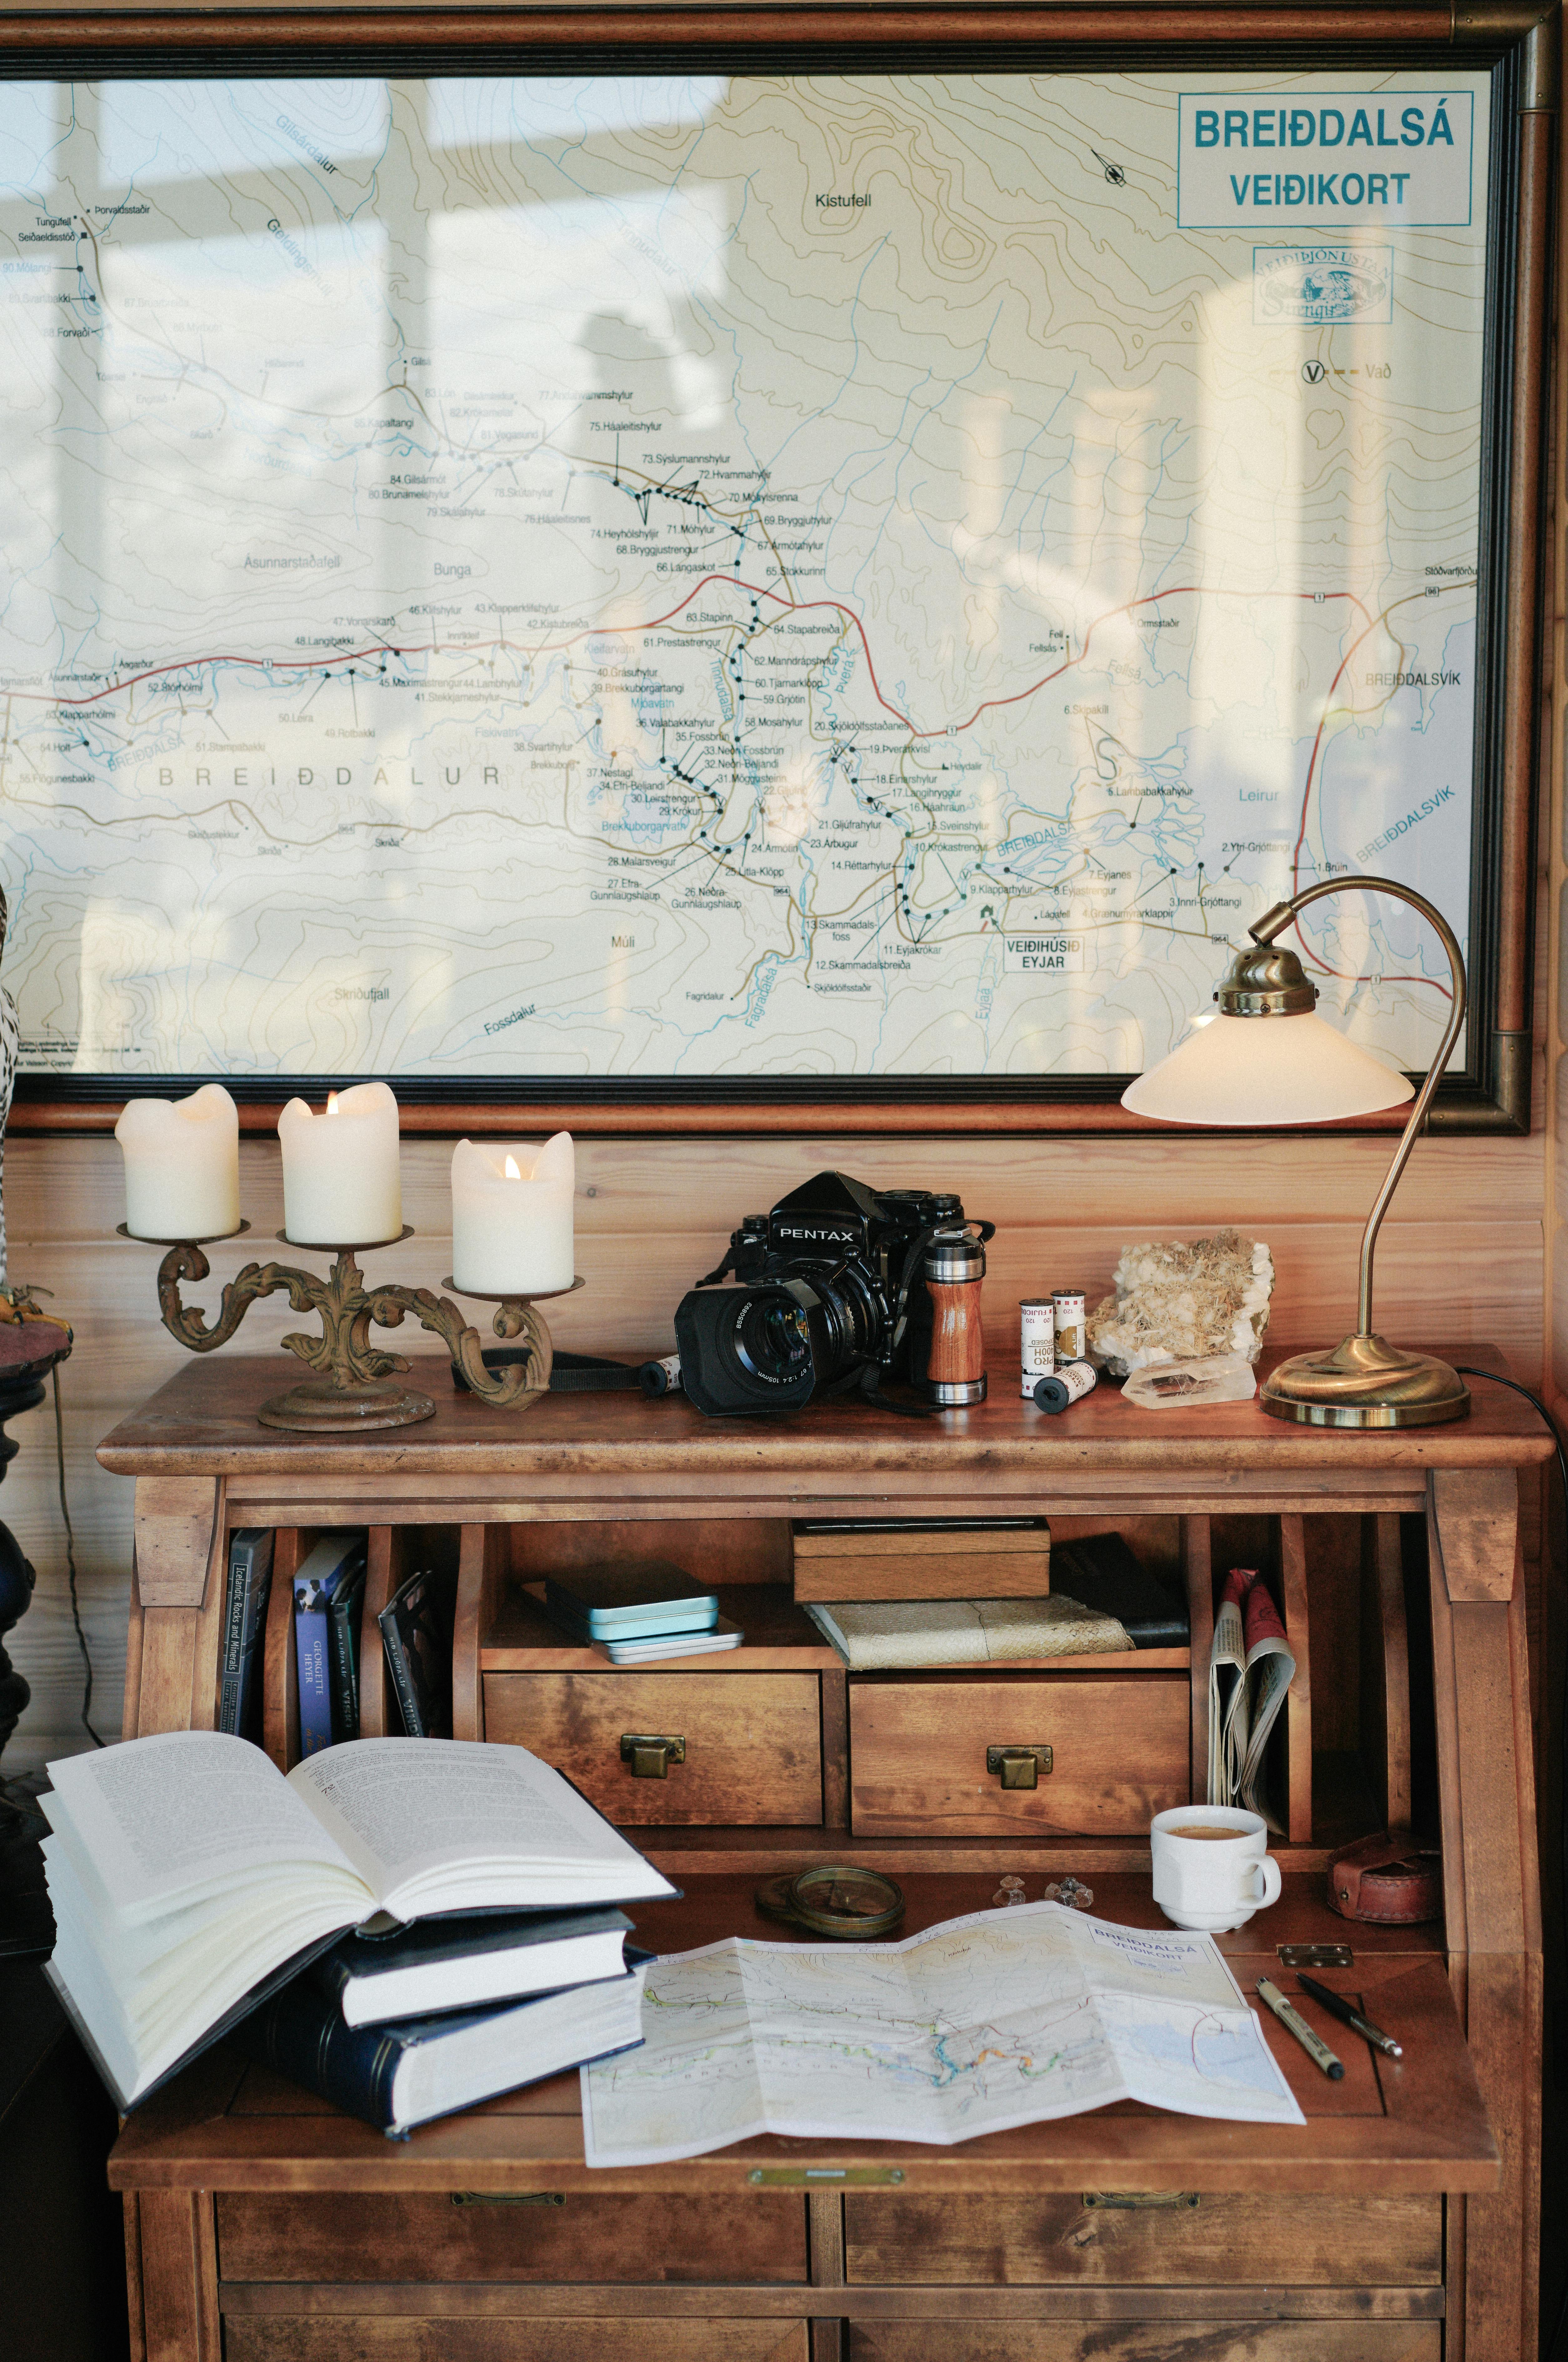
[675,1279,824,1416]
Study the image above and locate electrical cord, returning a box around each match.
[51,1361,100,1748]
[1453,1368,1566,2361]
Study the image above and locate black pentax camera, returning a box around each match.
[674,1171,988,1417]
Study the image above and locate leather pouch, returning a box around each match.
[1327,1829,1443,1924]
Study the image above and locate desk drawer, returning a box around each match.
[849,1675,1188,1835]
[844,2193,1442,2284]
[849,2331,1438,2362]
[216,2190,808,2283]
[227,2324,808,2362]
[483,1671,823,1824]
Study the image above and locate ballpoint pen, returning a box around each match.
[1256,1976,1343,2080]
[1294,1971,1404,2060]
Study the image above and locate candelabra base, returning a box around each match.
[257,1373,437,1433]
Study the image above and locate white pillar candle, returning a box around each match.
[115,1084,242,1241]
[277,1081,402,1246]
[451,1133,575,1295]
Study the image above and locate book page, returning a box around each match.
[287,1739,675,1909]
[45,1730,365,1923]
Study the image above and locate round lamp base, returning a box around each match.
[1260,1332,1470,1429]
[257,1375,436,1432]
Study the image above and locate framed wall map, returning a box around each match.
[0,5,1552,1132]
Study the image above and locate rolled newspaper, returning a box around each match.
[1208,1567,1295,1834]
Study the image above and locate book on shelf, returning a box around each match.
[802,1595,1130,1670]
[328,1556,367,1742]
[379,1562,456,1738]
[294,1534,368,1755]
[1208,1567,1296,1832]
[217,1529,275,1742]
[241,1949,651,2137]
[39,1730,676,2112]
[541,1560,719,1641]
[1050,1531,1191,1648]
[309,1904,637,2027]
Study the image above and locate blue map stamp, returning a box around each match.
[1253,246,1392,325]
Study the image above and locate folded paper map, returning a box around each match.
[802,1595,1130,1669]
[581,1901,1304,2165]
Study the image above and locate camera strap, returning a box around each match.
[820,1366,943,1420]
[455,1349,646,1394]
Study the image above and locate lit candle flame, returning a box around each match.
[326,1092,340,1116]
[503,1154,522,1180]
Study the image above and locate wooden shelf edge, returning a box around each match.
[477,1645,1192,1673]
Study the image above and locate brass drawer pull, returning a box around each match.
[1082,2191,1200,2211]
[620,1732,686,1778]
[986,1744,1053,1790]
[450,2192,565,2207]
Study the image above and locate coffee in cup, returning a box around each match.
[1150,1805,1282,1932]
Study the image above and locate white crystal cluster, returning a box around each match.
[1086,1230,1275,1377]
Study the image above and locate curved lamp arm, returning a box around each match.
[1246,874,1467,1339]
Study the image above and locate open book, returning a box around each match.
[1208,1568,1296,1831]
[40,1731,675,2111]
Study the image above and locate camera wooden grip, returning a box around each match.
[925,1280,985,1388]
[920,1223,988,1404]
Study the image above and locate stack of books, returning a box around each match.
[538,1560,743,1662]
[38,1732,675,2137]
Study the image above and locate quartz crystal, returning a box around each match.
[1086,1229,1274,1377]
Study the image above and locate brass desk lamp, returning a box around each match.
[1121,873,1469,1429]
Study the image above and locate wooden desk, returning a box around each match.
[98,1347,1548,2362]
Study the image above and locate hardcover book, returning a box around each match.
[217,1529,275,1744]
[294,1535,368,1756]
[378,1563,456,1739]
[39,1731,676,2112]
[309,1905,635,2027]
[242,1954,650,2137]
[327,1557,367,1745]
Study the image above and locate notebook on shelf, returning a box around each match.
[1050,1532,1191,1648]
[541,1560,720,1641]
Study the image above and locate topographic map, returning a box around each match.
[0,72,1487,1078]
[581,1902,1302,2164]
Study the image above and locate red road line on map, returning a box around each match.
[14,575,1375,732]
[1288,609,1453,1003]
[22,567,1441,998]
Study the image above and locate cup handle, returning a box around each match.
[1246,1854,1283,1911]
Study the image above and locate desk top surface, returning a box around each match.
[107,1871,1494,2199]
[98,1341,1551,1478]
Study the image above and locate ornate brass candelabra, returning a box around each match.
[129,1223,579,1431]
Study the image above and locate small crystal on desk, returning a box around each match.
[1044,1875,1094,1910]
[992,1875,1027,1906]
[1086,1229,1274,1377]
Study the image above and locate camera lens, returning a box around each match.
[734,1290,812,1384]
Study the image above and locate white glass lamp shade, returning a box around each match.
[1122,1010,1414,1127]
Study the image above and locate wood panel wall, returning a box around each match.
[0,1120,1546,1776]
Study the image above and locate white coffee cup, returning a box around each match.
[1150,1805,1282,1932]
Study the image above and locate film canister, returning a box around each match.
[1032,1359,1098,1414]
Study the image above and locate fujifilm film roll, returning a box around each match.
[1033,1359,1098,1414]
